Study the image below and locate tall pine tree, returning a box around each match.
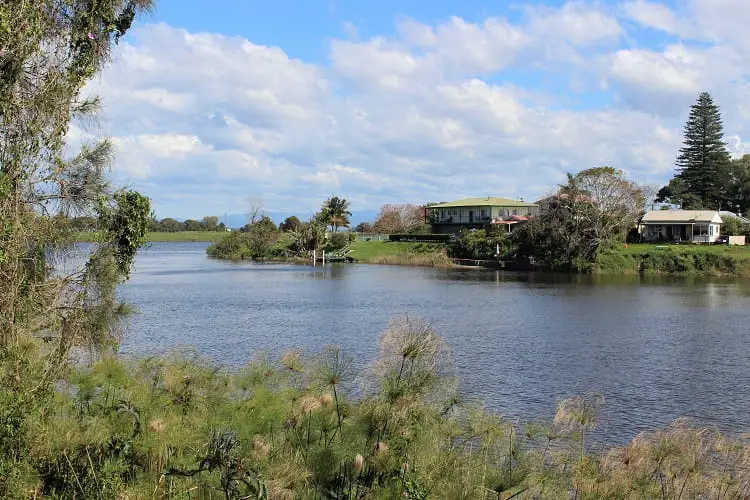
[675,92,731,208]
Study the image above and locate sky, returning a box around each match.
[76,0,750,220]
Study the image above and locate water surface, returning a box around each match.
[113,242,750,444]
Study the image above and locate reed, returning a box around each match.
[2,319,750,498]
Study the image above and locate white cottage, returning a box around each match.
[639,210,723,243]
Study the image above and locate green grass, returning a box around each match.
[75,231,226,243]
[348,240,451,266]
[596,243,750,276]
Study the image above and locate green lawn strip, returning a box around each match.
[348,240,446,262]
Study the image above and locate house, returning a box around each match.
[427,197,539,234]
[719,211,750,225]
[639,210,723,243]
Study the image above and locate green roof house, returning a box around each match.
[426,197,539,234]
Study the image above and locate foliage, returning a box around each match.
[319,196,352,233]
[450,228,509,260]
[657,92,732,209]
[720,216,750,236]
[0,2,153,490]
[279,215,302,232]
[514,167,645,272]
[3,320,750,498]
[374,204,425,233]
[655,177,703,209]
[355,222,374,233]
[595,244,750,276]
[97,190,151,277]
[289,217,327,256]
[146,215,226,232]
[207,217,280,260]
[325,232,350,251]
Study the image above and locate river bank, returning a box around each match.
[205,234,750,276]
[595,244,750,277]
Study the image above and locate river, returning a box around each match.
[112,242,750,445]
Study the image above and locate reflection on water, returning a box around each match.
[66,242,750,444]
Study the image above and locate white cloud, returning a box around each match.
[84,1,749,218]
[622,0,685,35]
[525,2,623,47]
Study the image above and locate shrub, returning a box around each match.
[326,232,350,251]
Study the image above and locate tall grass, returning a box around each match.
[3,318,750,498]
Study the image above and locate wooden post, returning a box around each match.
[313,249,316,266]
[322,250,326,265]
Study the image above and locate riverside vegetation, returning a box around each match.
[6,316,750,499]
[6,2,750,498]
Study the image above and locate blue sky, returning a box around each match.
[79,0,750,220]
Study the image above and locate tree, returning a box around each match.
[0,0,152,488]
[246,216,278,257]
[451,229,509,260]
[655,178,703,209]
[513,167,645,271]
[721,155,750,215]
[319,196,350,233]
[202,215,219,231]
[320,196,351,233]
[355,222,374,233]
[279,215,302,232]
[184,219,202,231]
[672,92,732,208]
[160,217,183,232]
[290,218,327,255]
[373,204,425,233]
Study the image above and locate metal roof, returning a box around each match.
[641,210,722,224]
[719,211,750,224]
[429,197,537,208]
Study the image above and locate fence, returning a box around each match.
[354,233,390,242]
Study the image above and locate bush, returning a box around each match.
[4,319,750,498]
[326,232,350,251]
[450,229,508,260]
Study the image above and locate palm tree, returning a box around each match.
[320,196,351,233]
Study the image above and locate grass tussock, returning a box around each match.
[2,317,750,498]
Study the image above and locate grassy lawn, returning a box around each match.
[75,231,227,243]
[597,242,750,276]
[618,243,750,261]
[348,240,450,266]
